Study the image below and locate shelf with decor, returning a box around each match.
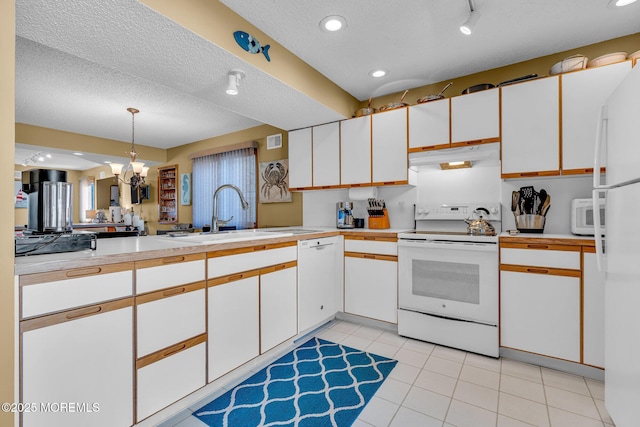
[158,165,178,224]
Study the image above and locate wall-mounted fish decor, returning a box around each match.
[234,31,271,62]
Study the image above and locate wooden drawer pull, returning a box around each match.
[363,254,376,259]
[520,172,540,177]
[65,267,102,278]
[253,245,267,251]
[526,268,549,274]
[526,244,549,249]
[229,273,245,281]
[364,236,376,241]
[274,264,286,271]
[164,344,186,357]
[162,256,185,264]
[163,287,186,297]
[66,305,102,320]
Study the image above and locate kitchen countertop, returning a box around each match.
[499,232,596,246]
[14,227,410,276]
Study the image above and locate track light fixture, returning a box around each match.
[460,0,481,35]
[226,69,246,95]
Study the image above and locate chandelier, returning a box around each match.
[110,108,148,188]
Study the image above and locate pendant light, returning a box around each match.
[110,107,146,188]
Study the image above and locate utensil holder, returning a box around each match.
[368,209,390,229]
[515,214,545,233]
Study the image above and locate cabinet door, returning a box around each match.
[312,122,340,187]
[501,77,560,177]
[208,275,259,381]
[260,265,298,353]
[372,108,408,184]
[451,88,500,145]
[500,270,580,362]
[21,302,134,427]
[583,251,605,368]
[344,255,398,324]
[408,99,450,151]
[562,61,631,174]
[137,340,206,422]
[136,285,206,357]
[288,127,313,189]
[340,116,371,185]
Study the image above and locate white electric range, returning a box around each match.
[397,202,502,357]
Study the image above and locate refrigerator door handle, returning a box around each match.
[592,189,607,272]
[593,105,610,190]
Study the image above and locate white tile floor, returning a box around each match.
[165,319,615,427]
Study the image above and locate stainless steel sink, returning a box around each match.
[162,229,293,244]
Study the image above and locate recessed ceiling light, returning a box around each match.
[369,69,387,78]
[104,161,112,164]
[73,152,84,156]
[320,15,347,32]
[609,0,637,6]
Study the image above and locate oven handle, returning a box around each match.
[398,239,497,252]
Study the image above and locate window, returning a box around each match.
[192,147,256,229]
[79,176,95,223]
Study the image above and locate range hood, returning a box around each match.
[409,142,500,167]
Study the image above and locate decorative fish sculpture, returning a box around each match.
[234,31,271,62]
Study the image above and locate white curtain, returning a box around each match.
[78,176,95,223]
[192,148,256,229]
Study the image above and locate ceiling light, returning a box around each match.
[460,0,480,35]
[609,0,637,5]
[73,152,84,156]
[320,15,347,32]
[226,69,246,95]
[110,107,146,188]
[369,69,387,78]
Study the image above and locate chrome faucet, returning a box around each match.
[212,184,250,233]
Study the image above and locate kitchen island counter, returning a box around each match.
[15,227,410,276]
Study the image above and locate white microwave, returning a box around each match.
[571,198,605,236]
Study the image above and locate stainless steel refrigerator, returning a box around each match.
[593,64,640,427]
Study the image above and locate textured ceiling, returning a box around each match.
[14,0,640,170]
[14,0,345,156]
[221,0,640,100]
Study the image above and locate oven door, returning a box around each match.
[398,239,498,325]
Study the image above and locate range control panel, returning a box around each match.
[415,203,502,221]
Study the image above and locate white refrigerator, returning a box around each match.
[593,64,640,427]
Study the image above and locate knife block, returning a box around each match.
[368,209,390,229]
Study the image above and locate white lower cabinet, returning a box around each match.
[21,301,134,427]
[500,270,580,362]
[208,274,260,382]
[260,264,298,353]
[583,250,605,368]
[136,340,206,421]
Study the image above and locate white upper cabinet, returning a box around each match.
[288,127,312,189]
[501,76,560,177]
[408,98,450,151]
[562,61,632,174]
[372,108,408,184]
[451,88,500,145]
[312,122,340,187]
[340,115,371,185]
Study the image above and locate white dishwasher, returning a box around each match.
[297,236,342,332]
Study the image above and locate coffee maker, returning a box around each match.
[21,169,73,234]
[336,202,355,229]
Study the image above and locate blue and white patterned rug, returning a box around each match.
[193,337,397,427]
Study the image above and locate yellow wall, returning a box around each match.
[366,32,640,110]
[156,124,302,234]
[2,0,15,425]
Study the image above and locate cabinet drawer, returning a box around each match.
[501,246,580,270]
[208,244,296,278]
[344,238,397,255]
[136,254,206,294]
[136,285,206,357]
[137,339,206,421]
[21,263,133,319]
